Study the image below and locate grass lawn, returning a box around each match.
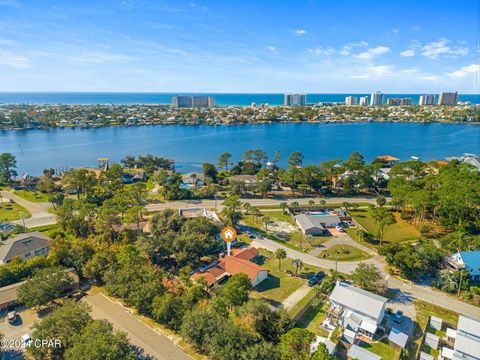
[318,244,370,262]
[348,208,420,245]
[295,300,330,337]
[415,300,459,330]
[260,210,296,224]
[251,248,320,304]
[359,339,400,359]
[244,214,331,252]
[14,190,50,202]
[0,202,31,221]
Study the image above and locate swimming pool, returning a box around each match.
[307,211,330,216]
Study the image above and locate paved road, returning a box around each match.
[146,196,378,212]
[84,293,192,360]
[0,190,55,228]
[250,232,480,321]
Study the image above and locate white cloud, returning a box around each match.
[291,29,307,36]
[351,64,394,79]
[267,46,277,52]
[400,49,415,57]
[71,51,136,63]
[339,41,368,56]
[392,29,399,34]
[421,39,469,59]
[420,75,439,81]
[354,46,390,60]
[448,64,480,78]
[0,50,30,68]
[401,68,418,74]
[308,46,335,56]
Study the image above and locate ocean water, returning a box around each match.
[1,122,479,175]
[0,92,479,105]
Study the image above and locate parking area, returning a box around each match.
[327,227,345,237]
[0,308,40,359]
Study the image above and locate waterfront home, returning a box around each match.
[327,281,388,339]
[445,250,480,281]
[122,168,146,183]
[191,247,268,287]
[181,172,205,187]
[0,232,50,265]
[227,174,257,187]
[294,213,341,235]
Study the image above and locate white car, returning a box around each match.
[335,225,344,232]
[21,333,32,347]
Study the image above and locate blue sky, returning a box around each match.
[0,0,479,93]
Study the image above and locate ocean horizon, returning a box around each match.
[1,92,479,105]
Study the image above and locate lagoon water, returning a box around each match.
[1,122,479,175]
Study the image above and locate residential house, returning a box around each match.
[0,281,24,310]
[440,315,480,360]
[191,247,268,287]
[327,281,387,338]
[445,251,480,281]
[181,172,205,187]
[295,213,341,235]
[347,344,382,360]
[0,232,50,265]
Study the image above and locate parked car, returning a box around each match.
[21,333,31,347]
[307,276,318,287]
[307,271,325,286]
[7,311,18,324]
[393,310,404,323]
[335,225,344,232]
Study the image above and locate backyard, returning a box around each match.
[295,300,330,337]
[251,248,321,305]
[318,244,370,262]
[347,208,420,245]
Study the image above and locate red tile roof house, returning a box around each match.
[191,247,269,288]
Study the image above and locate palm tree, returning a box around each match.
[320,199,326,205]
[292,258,304,276]
[263,216,273,231]
[251,206,262,223]
[290,201,300,213]
[280,202,288,214]
[243,202,252,214]
[356,229,368,242]
[372,206,396,245]
[308,200,315,206]
[305,235,314,246]
[275,248,287,270]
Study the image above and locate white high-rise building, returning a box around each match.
[284,93,307,106]
[359,96,369,106]
[345,96,358,106]
[419,94,436,105]
[370,91,384,106]
[438,92,458,106]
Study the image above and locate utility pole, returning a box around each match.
[335,251,339,273]
[458,269,464,296]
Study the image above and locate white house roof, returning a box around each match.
[388,327,409,348]
[446,328,457,339]
[419,352,434,360]
[454,332,480,359]
[425,332,440,350]
[360,320,378,334]
[329,282,387,321]
[441,347,454,360]
[457,315,480,336]
[347,345,381,360]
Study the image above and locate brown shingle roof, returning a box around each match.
[0,232,50,262]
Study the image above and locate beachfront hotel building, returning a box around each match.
[438,92,458,106]
[387,98,412,106]
[419,94,436,105]
[284,93,307,106]
[370,91,384,106]
[172,96,215,108]
[345,96,358,106]
[359,96,369,106]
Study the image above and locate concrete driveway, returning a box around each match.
[0,308,40,359]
